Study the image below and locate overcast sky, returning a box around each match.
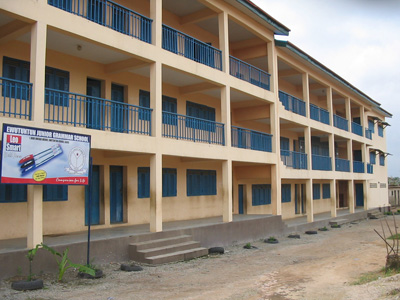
[253,0,400,177]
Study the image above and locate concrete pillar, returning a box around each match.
[30,21,47,123]
[348,180,355,213]
[304,127,312,170]
[267,41,278,93]
[329,133,335,171]
[222,160,232,222]
[221,86,231,147]
[361,143,366,173]
[270,103,278,153]
[27,185,43,249]
[345,97,351,121]
[104,165,110,224]
[327,87,333,126]
[363,180,368,210]
[347,139,353,172]
[150,61,162,137]
[150,0,162,47]
[218,11,229,73]
[302,73,310,117]
[150,153,162,232]
[306,179,313,222]
[360,106,365,134]
[330,179,337,218]
[271,164,281,215]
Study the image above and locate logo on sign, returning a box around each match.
[6,135,22,152]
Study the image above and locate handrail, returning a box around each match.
[0,77,32,120]
[229,56,271,90]
[231,126,272,152]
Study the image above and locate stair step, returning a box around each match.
[329,219,347,226]
[145,247,208,265]
[134,241,201,260]
[129,235,192,251]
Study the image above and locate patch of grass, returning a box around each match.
[388,233,400,240]
[351,267,400,285]
[244,242,252,249]
[389,288,400,296]
[384,211,394,215]
[267,236,277,242]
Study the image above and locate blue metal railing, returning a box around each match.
[365,129,372,140]
[229,56,270,90]
[231,126,272,152]
[162,111,224,145]
[48,0,152,43]
[351,122,363,136]
[310,103,329,125]
[45,88,152,135]
[335,158,350,172]
[333,114,348,131]
[353,161,365,173]
[162,25,222,70]
[0,77,32,120]
[280,150,308,169]
[278,91,306,117]
[367,163,373,174]
[312,154,332,171]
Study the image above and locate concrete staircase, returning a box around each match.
[128,234,208,265]
[368,210,384,219]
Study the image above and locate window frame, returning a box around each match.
[281,184,291,203]
[252,184,271,206]
[187,169,217,196]
[322,183,330,199]
[43,185,68,202]
[313,183,321,200]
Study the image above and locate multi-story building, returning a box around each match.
[0,0,391,248]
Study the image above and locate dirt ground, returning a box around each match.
[2,217,400,300]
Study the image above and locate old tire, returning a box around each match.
[11,279,43,291]
[288,234,300,239]
[208,247,225,254]
[264,239,279,244]
[305,230,318,235]
[120,264,143,272]
[78,269,103,279]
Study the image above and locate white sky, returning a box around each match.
[253,0,400,177]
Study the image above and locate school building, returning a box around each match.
[0,0,391,249]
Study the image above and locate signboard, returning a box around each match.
[1,124,91,185]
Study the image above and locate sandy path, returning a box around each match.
[1,217,399,300]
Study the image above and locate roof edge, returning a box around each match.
[236,0,290,36]
[276,40,392,118]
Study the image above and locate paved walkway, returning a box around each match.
[0,208,366,253]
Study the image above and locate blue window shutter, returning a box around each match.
[162,168,177,197]
[187,169,216,196]
[313,184,320,200]
[322,184,330,199]
[139,90,150,121]
[0,183,27,203]
[282,184,291,203]
[138,167,150,198]
[43,185,68,201]
[370,152,376,165]
[368,120,375,133]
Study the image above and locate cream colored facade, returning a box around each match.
[0,0,391,248]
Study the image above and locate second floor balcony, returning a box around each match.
[279,91,306,117]
[353,161,365,173]
[281,150,308,169]
[162,112,225,146]
[162,25,222,71]
[335,158,350,172]
[231,126,272,152]
[229,56,270,90]
[310,104,329,125]
[351,122,363,137]
[45,88,152,135]
[333,114,348,131]
[48,0,152,43]
[0,77,32,120]
[312,154,332,171]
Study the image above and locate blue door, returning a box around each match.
[295,184,298,214]
[238,185,244,214]
[111,84,125,132]
[87,78,103,130]
[85,165,100,225]
[355,183,364,207]
[110,166,124,223]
